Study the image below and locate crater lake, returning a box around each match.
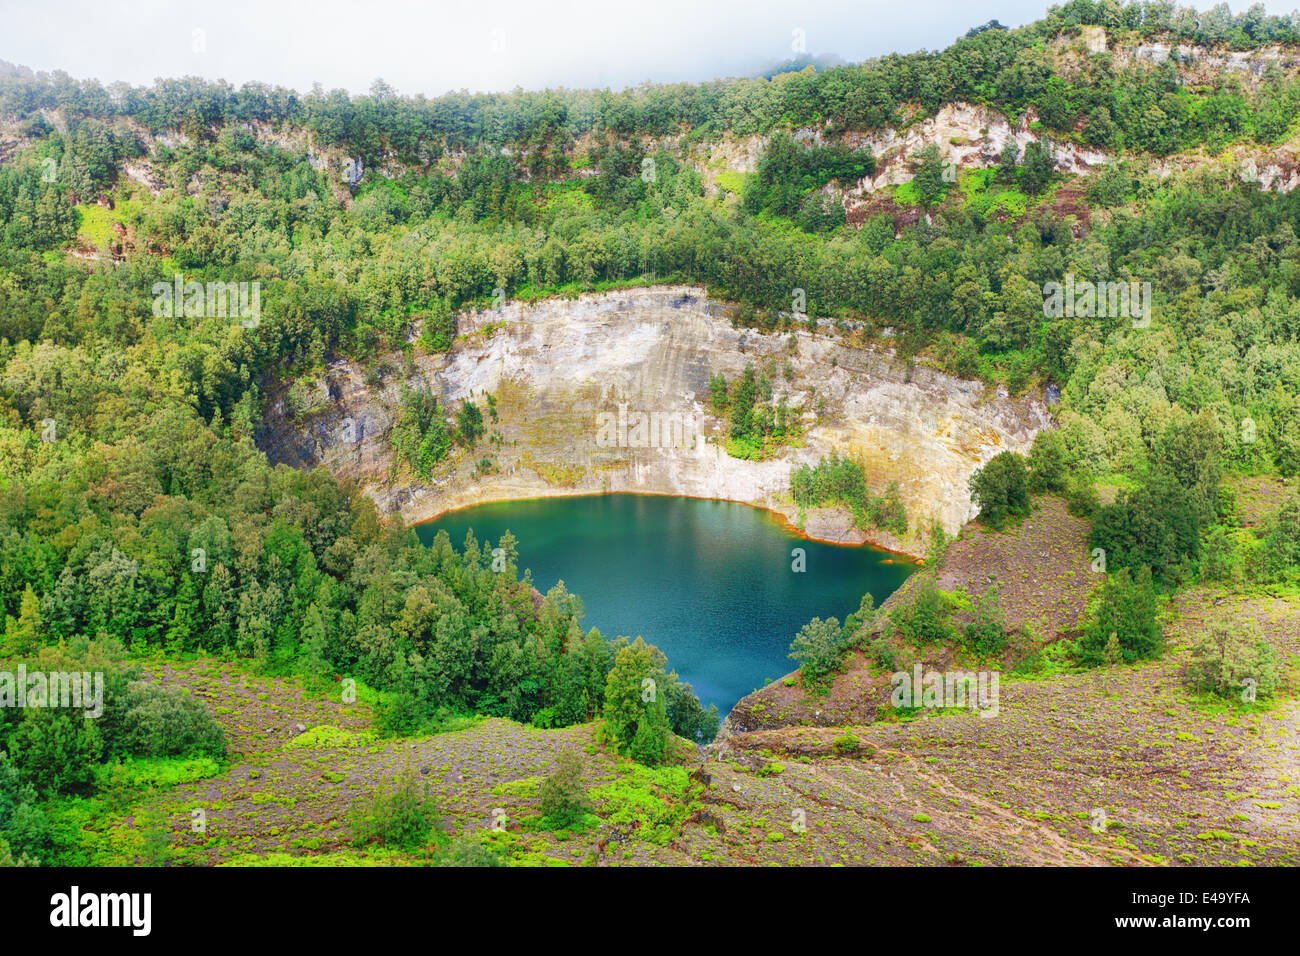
[417,494,917,721]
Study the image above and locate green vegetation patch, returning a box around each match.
[283,725,378,750]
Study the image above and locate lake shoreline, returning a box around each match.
[415,493,917,721]
[411,488,923,564]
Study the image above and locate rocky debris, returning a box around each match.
[118,160,164,195]
[1130,41,1298,77]
[1080,25,1107,54]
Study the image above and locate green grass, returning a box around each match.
[968,188,1031,222]
[893,181,925,206]
[589,761,697,848]
[1095,472,1144,493]
[282,724,377,750]
[219,848,416,866]
[891,168,1030,221]
[95,755,223,789]
[715,170,748,195]
[959,167,998,198]
[41,795,135,866]
[958,168,1032,223]
[74,204,121,250]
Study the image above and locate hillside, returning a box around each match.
[2,1,1300,871]
[37,559,1299,867]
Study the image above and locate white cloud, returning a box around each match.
[4,0,1299,95]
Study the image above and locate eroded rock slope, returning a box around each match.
[259,286,1051,557]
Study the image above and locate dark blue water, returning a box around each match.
[416,494,915,718]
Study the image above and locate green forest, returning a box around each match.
[2,0,1300,866]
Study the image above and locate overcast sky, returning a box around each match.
[5,0,1299,96]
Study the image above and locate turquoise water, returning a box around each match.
[416,494,915,719]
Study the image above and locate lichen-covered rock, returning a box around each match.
[342,157,363,186]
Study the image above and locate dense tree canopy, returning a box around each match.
[3,2,1300,863]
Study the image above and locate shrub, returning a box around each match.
[864,482,908,536]
[843,593,881,647]
[1007,623,1045,674]
[538,749,591,828]
[1183,617,1281,701]
[1200,525,1243,584]
[1027,430,1069,492]
[138,812,174,866]
[1256,495,1300,581]
[1079,567,1161,666]
[120,681,226,759]
[787,616,845,686]
[419,297,456,352]
[0,586,40,656]
[1087,163,1135,206]
[1154,411,1223,527]
[832,733,861,755]
[1020,139,1054,194]
[790,452,907,535]
[662,679,720,743]
[441,835,503,867]
[708,372,729,411]
[602,638,674,765]
[910,145,947,208]
[926,521,952,567]
[8,711,103,797]
[1064,473,1100,518]
[963,583,1006,655]
[1090,472,1201,586]
[629,717,671,766]
[889,576,957,647]
[0,751,47,862]
[391,385,451,479]
[350,768,437,849]
[969,452,1030,529]
[456,400,484,446]
[868,635,898,670]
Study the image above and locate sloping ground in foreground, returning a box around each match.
[68,582,1298,867]
[721,495,1098,737]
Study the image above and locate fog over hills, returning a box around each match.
[4,0,1267,95]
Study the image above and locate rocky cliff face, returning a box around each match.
[691,101,1112,205]
[258,287,1051,558]
[684,32,1300,207]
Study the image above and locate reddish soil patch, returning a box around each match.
[851,193,920,232]
[1037,180,1093,236]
